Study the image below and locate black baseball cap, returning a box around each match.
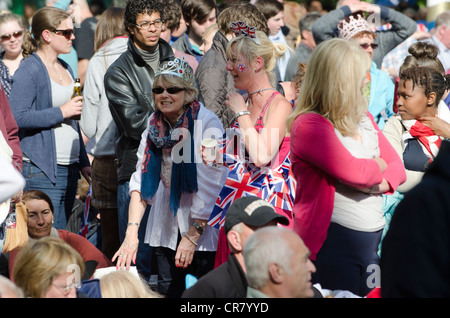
[224,196,290,234]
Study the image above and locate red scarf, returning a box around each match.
[409,120,442,160]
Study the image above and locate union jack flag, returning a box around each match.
[231,21,248,37]
[208,126,296,229]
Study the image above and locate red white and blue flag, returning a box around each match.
[208,127,296,229]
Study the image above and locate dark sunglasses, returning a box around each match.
[52,29,74,40]
[152,86,185,95]
[1,31,23,41]
[360,43,378,50]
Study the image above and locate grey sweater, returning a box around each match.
[312,5,417,68]
[80,36,128,157]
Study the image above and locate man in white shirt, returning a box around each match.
[423,10,450,73]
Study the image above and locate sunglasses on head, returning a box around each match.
[152,86,185,95]
[360,43,378,50]
[52,29,74,40]
[1,30,23,41]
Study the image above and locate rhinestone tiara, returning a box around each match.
[155,57,194,86]
[337,14,373,40]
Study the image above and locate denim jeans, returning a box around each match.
[22,161,79,230]
[117,181,152,281]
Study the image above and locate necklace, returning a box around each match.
[38,52,63,83]
[248,87,275,96]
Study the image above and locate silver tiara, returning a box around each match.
[155,57,194,86]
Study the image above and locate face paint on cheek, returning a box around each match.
[238,64,246,72]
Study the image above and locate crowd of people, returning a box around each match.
[0,0,449,299]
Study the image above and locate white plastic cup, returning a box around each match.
[201,138,218,165]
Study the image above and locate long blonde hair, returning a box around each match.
[286,38,371,136]
[226,30,287,86]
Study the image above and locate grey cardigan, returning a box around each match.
[312,5,417,68]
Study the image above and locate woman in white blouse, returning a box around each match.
[113,57,228,298]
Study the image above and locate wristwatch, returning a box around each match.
[192,221,205,235]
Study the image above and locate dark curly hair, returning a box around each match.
[399,66,450,107]
[124,0,163,36]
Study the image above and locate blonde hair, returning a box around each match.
[286,38,371,136]
[226,30,288,86]
[13,236,85,298]
[99,270,162,298]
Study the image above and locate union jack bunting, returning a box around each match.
[208,126,296,229]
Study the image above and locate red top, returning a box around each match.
[290,112,406,260]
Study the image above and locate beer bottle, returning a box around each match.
[71,78,82,120]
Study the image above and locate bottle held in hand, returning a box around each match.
[71,78,82,120]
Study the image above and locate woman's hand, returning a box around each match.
[224,92,247,115]
[199,145,224,167]
[175,234,198,269]
[60,96,83,119]
[374,157,387,173]
[419,115,450,139]
[112,227,139,270]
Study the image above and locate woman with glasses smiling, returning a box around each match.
[13,236,85,298]
[0,12,26,98]
[113,57,228,298]
[9,7,91,231]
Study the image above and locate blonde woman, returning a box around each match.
[287,38,405,296]
[12,236,85,298]
[0,12,26,97]
[206,27,295,268]
[99,270,162,298]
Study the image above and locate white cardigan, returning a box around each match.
[129,104,228,251]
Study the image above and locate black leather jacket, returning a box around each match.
[104,37,174,183]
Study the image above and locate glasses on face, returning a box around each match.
[1,30,23,41]
[52,29,74,40]
[360,43,378,50]
[152,86,185,95]
[135,19,163,30]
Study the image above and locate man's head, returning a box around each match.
[217,2,268,39]
[225,196,289,255]
[299,11,321,49]
[244,226,316,298]
[181,0,217,44]
[124,0,163,51]
[156,0,181,42]
[434,10,450,49]
[254,0,284,36]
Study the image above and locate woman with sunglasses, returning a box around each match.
[0,12,26,98]
[336,11,396,130]
[113,57,228,298]
[9,7,91,231]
